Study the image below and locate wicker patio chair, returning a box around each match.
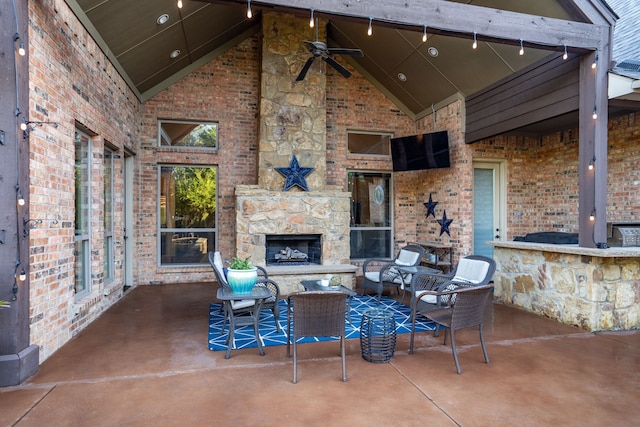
[408,255,496,319]
[410,283,494,374]
[360,244,425,302]
[208,251,281,333]
[286,291,348,383]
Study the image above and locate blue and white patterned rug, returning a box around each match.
[208,295,436,352]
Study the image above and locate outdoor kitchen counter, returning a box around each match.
[488,241,640,332]
[489,240,640,257]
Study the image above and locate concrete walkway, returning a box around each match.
[1,282,638,426]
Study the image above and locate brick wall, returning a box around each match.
[28,0,140,361]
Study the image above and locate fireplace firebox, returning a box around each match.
[265,234,321,265]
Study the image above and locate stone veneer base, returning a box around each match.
[490,241,640,331]
[265,264,358,295]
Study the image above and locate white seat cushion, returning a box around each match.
[416,290,438,304]
[230,299,255,310]
[365,271,404,285]
[396,249,420,266]
[453,258,490,284]
[213,251,227,285]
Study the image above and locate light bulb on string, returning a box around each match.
[519,39,524,56]
[588,156,596,171]
[246,0,252,19]
[562,45,568,60]
[592,52,598,69]
[20,117,28,131]
[592,106,597,120]
[367,17,373,36]
[589,209,596,221]
[309,8,314,28]
[472,31,478,49]
[422,25,427,43]
[177,0,182,9]
[14,33,26,56]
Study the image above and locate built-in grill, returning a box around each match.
[608,224,640,247]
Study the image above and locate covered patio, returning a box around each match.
[1,282,638,426]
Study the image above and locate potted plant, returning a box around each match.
[226,256,258,294]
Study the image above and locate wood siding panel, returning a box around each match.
[465,55,580,143]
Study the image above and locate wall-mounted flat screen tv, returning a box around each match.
[390,131,450,172]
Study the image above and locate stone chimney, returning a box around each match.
[235,12,356,293]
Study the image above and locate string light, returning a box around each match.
[562,45,568,60]
[592,106,597,120]
[367,17,373,36]
[246,0,252,19]
[177,0,183,9]
[14,33,25,56]
[588,156,596,171]
[20,117,27,131]
[519,39,524,56]
[16,184,25,206]
[309,8,314,28]
[422,24,428,43]
[472,31,478,49]
[592,51,598,69]
[589,209,596,221]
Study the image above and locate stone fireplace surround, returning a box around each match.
[235,185,357,294]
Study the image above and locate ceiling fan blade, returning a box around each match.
[327,48,363,57]
[322,55,351,79]
[296,57,316,81]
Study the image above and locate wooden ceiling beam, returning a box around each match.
[209,0,608,51]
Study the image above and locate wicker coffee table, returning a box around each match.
[300,279,357,322]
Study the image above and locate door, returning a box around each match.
[123,152,134,289]
[473,161,506,258]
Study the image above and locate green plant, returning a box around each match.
[229,256,253,270]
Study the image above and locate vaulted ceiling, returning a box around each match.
[69,0,601,120]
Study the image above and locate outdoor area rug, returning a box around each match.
[208,295,436,352]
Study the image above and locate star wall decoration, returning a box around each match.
[275,154,314,191]
[423,193,439,218]
[437,210,453,236]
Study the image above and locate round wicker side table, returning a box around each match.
[360,309,397,363]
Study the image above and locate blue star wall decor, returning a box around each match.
[437,210,453,236]
[275,154,314,191]
[424,193,439,218]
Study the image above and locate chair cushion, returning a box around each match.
[230,299,255,310]
[365,271,404,285]
[453,258,490,284]
[396,249,420,266]
[213,252,227,285]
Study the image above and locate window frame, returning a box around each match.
[103,145,115,284]
[347,170,394,261]
[74,129,92,298]
[157,164,219,267]
[347,130,394,157]
[158,119,219,150]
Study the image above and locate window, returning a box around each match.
[104,146,115,283]
[158,120,218,149]
[348,171,393,260]
[159,165,218,265]
[74,130,91,296]
[347,131,392,156]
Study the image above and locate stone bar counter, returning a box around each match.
[489,241,640,331]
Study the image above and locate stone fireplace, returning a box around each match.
[234,13,356,294]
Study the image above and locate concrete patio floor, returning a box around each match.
[1,282,638,426]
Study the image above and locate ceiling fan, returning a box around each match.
[296,25,364,81]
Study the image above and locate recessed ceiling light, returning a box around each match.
[397,73,407,82]
[428,47,439,57]
[157,14,169,25]
[170,49,181,59]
